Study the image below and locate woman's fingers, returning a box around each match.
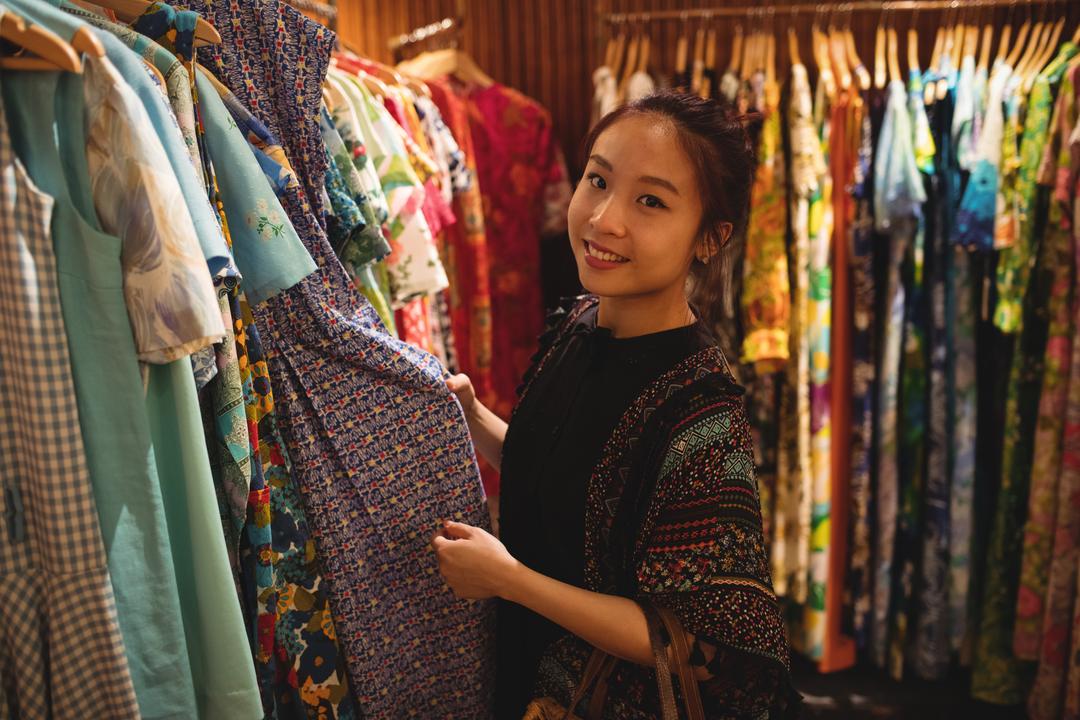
[442,520,476,539]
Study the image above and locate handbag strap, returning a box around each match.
[653,605,706,720]
[562,649,617,720]
[641,603,706,720]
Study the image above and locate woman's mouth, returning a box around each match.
[584,240,629,266]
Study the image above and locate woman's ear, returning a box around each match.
[696,223,733,263]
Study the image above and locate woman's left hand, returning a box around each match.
[431,520,520,600]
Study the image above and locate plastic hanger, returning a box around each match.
[873,12,887,89]
[727,23,743,77]
[0,9,82,71]
[844,5,870,90]
[87,0,220,47]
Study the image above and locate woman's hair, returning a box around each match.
[579,91,758,330]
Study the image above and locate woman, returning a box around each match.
[433,91,797,719]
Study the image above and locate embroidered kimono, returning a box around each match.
[512,297,795,719]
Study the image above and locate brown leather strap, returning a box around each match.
[563,649,616,720]
[643,605,679,720]
[654,605,706,720]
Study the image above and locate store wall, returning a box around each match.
[340,0,1080,176]
[339,0,601,176]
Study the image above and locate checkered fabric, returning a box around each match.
[0,59,140,719]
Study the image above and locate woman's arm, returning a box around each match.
[431,521,655,667]
[446,374,507,472]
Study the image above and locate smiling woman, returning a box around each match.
[438,91,798,719]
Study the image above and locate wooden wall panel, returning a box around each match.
[336,0,1080,177]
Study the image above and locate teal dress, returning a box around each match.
[1,68,198,719]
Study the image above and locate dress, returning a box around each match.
[871,78,926,668]
[0,61,140,720]
[464,81,572,422]
[189,0,495,714]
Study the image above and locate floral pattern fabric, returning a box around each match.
[189,1,496,715]
[463,81,572,422]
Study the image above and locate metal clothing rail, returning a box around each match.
[389,15,461,52]
[605,0,1068,23]
[285,0,336,22]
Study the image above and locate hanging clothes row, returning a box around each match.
[593,1,1080,713]
[0,0,537,716]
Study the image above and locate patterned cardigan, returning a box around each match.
[524,297,798,719]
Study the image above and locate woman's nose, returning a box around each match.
[589,195,627,237]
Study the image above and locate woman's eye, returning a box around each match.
[587,173,606,190]
[638,194,667,209]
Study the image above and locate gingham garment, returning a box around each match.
[0,59,140,719]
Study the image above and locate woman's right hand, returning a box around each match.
[446,373,477,417]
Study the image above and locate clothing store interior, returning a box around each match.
[3,0,1080,717]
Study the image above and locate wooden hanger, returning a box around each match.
[675,12,689,83]
[87,0,221,47]
[397,47,494,88]
[0,10,82,71]
[618,20,641,97]
[690,20,705,93]
[739,23,754,81]
[603,20,618,69]
[828,11,852,90]
[701,21,716,98]
[1014,19,1046,82]
[610,23,628,79]
[874,17,887,89]
[1073,20,1080,46]
[888,21,902,84]
[813,14,836,100]
[728,23,743,77]
[1024,17,1064,94]
[907,17,921,77]
[1005,19,1032,68]
[765,24,777,89]
[978,22,994,72]
[637,25,651,74]
[790,25,804,72]
[844,7,870,90]
[996,20,1012,65]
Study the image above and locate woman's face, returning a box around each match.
[568,114,704,301]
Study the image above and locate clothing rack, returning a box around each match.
[389,15,461,54]
[285,0,335,28]
[604,0,1068,23]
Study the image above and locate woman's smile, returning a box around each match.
[583,239,630,268]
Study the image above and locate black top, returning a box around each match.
[495,300,713,718]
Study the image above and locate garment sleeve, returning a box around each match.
[636,390,797,718]
[83,56,226,363]
[539,122,572,235]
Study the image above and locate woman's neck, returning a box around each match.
[595,286,695,339]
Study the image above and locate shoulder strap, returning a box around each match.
[641,603,706,720]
